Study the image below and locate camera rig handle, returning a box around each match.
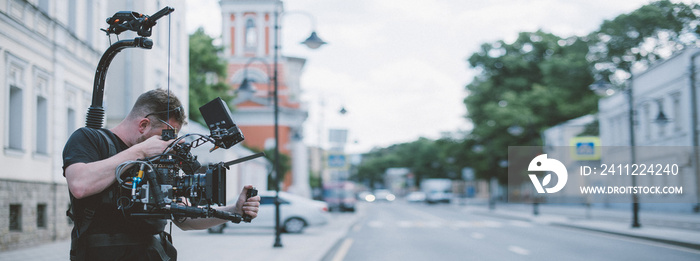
[102,6,174,37]
[242,187,258,223]
[130,204,244,223]
[86,6,174,129]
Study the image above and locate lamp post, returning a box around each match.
[272,4,326,248]
[590,77,640,227]
[590,77,671,228]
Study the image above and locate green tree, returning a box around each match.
[464,30,597,183]
[189,27,233,125]
[263,148,291,191]
[353,138,464,189]
[589,0,699,83]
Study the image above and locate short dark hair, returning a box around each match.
[130,89,186,125]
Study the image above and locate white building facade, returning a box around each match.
[598,47,700,212]
[0,0,187,251]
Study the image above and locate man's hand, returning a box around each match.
[235,185,261,219]
[132,135,173,158]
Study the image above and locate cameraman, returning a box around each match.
[63,89,260,261]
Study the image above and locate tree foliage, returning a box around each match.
[263,148,291,191]
[460,0,699,184]
[189,27,234,125]
[589,0,700,83]
[464,30,597,183]
[352,137,463,189]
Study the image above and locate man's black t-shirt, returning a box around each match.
[63,127,166,250]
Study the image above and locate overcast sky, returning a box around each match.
[186,0,664,154]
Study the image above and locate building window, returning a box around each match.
[9,0,23,20]
[35,72,49,155]
[67,108,76,139]
[7,58,26,151]
[36,96,48,153]
[38,0,49,14]
[85,0,93,46]
[37,204,47,228]
[671,92,682,132]
[65,87,78,140]
[176,22,182,63]
[642,103,651,141]
[10,204,22,231]
[656,98,666,138]
[68,0,77,33]
[245,18,257,52]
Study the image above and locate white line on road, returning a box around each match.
[331,238,354,261]
[508,245,531,256]
[509,220,534,227]
[367,221,384,228]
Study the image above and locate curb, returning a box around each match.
[550,222,700,251]
[472,210,700,251]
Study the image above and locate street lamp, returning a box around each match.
[590,77,671,228]
[272,4,326,248]
[301,31,327,49]
[236,57,272,103]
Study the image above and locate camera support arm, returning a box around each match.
[86,7,175,129]
[87,38,153,128]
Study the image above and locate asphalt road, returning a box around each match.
[324,201,700,261]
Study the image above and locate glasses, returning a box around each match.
[144,105,183,120]
[151,117,177,133]
[145,106,182,134]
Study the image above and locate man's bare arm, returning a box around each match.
[65,135,171,199]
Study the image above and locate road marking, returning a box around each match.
[508,245,531,255]
[471,220,503,228]
[367,220,384,228]
[509,220,533,227]
[365,220,514,229]
[451,221,472,228]
[331,238,354,261]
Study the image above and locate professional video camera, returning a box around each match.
[85,7,262,223]
[114,98,262,223]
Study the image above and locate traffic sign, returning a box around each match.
[569,136,600,161]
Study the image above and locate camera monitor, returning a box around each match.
[199,97,244,150]
[199,97,235,131]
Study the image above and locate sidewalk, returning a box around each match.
[0,209,362,261]
[467,203,700,250]
[174,209,361,261]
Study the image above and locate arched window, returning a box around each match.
[245,18,257,51]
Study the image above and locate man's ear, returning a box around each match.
[137,118,150,134]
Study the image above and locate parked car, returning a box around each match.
[357,191,375,202]
[406,191,426,203]
[208,191,329,234]
[373,189,396,202]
